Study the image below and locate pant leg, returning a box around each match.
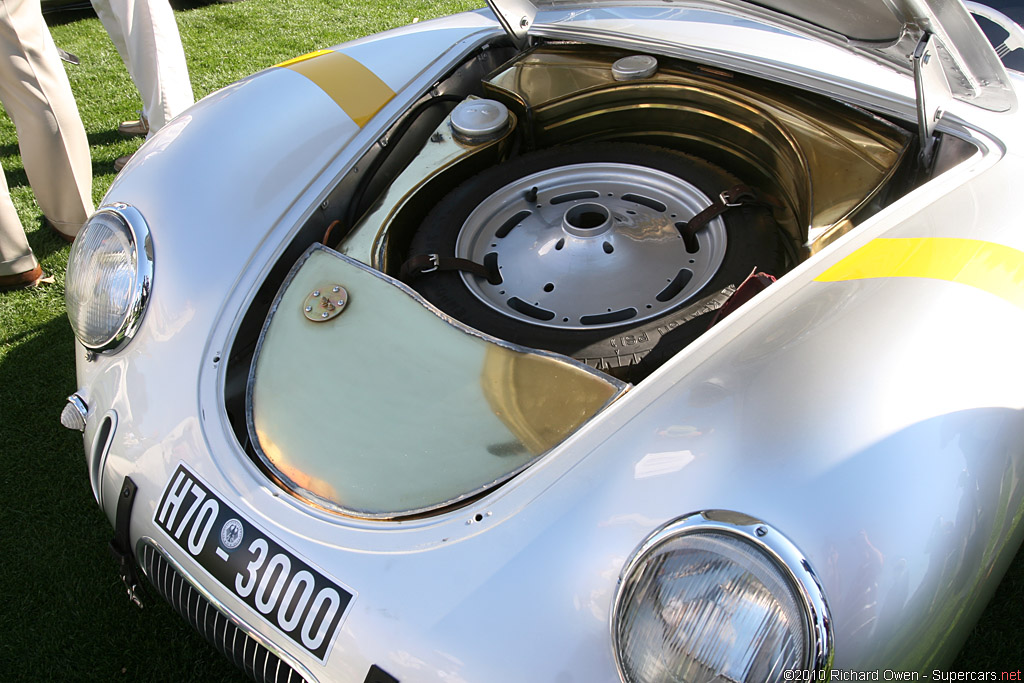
[101,0,193,134]
[89,0,135,84]
[0,0,92,252]
[0,163,36,276]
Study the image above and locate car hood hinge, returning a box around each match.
[913,32,953,169]
[485,0,536,50]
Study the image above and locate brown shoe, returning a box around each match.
[114,153,133,172]
[45,217,76,243]
[118,114,148,137]
[0,265,44,292]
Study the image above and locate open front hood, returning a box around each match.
[486,0,1016,112]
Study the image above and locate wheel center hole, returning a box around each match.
[563,203,611,236]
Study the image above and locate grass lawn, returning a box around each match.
[0,0,1021,679]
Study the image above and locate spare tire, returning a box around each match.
[406,143,784,374]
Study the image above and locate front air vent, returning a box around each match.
[138,542,311,683]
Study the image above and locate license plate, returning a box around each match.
[154,464,353,663]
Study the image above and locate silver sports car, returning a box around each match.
[62,0,1024,681]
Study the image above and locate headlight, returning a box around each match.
[66,204,153,352]
[613,511,832,683]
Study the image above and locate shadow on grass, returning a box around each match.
[0,316,245,681]
[27,214,75,264]
[0,136,126,157]
[43,1,231,25]
[0,129,136,194]
[42,6,95,26]
[88,129,135,147]
[0,161,28,193]
[0,129,133,159]
[171,0,239,12]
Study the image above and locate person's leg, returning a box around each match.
[0,0,92,242]
[89,0,134,82]
[90,0,147,137]
[0,166,38,280]
[108,0,193,134]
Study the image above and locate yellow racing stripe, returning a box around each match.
[278,50,395,128]
[815,237,1024,310]
[275,49,334,68]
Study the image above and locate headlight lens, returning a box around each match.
[613,511,832,683]
[66,205,152,352]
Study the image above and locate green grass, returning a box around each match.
[1,1,1022,679]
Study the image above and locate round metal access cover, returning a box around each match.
[454,162,727,331]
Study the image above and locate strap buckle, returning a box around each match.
[123,579,143,609]
[421,254,441,274]
[719,186,756,208]
[399,252,499,284]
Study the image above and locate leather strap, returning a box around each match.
[679,184,777,242]
[109,476,144,608]
[400,253,500,285]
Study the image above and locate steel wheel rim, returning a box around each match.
[455,162,727,331]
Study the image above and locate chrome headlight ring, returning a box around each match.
[612,510,833,683]
[65,203,153,354]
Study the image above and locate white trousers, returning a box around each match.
[90,0,193,135]
[0,0,93,274]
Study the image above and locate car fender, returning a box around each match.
[500,138,1024,671]
[76,13,504,505]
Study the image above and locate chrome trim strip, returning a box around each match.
[89,410,118,510]
[136,537,321,683]
[80,203,155,353]
[611,510,834,679]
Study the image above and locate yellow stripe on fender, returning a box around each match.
[275,49,334,68]
[278,50,395,128]
[816,237,1024,310]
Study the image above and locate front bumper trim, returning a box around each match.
[137,537,320,683]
